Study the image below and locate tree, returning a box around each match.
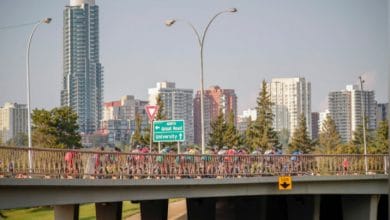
[318,115,341,154]
[352,118,374,152]
[208,109,226,148]
[32,107,81,149]
[223,110,241,146]
[155,94,167,120]
[244,117,257,150]
[277,128,290,152]
[289,114,312,153]
[253,80,278,151]
[334,143,361,154]
[141,125,150,146]
[6,132,28,146]
[131,113,143,147]
[372,120,388,154]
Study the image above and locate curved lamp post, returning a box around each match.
[165,8,237,154]
[27,18,52,173]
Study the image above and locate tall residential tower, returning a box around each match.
[268,77,312,138]
[61,0,103,134]
[328,85,376,142]
[194,86,237,145]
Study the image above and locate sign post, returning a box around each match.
[145,105,159,151]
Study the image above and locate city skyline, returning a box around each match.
[0,0,388,113]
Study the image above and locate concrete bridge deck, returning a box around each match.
[0,175,387,209]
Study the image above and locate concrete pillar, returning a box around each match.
[140,199,168,220]
[342,195,380,220]
[377,195,388,220]
[54,204,79,220]
[313,195,320,220]
[95,202,122,220]
[187,198,216,220]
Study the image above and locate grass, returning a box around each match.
[1,202,140,220]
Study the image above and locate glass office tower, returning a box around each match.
[61,0,103,133]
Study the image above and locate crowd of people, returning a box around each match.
[0,145,360,179]
[61,145,310,179]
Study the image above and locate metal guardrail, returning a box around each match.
[0,146,388,179]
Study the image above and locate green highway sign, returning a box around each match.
[153,120,185,142]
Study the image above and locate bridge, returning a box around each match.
[0,146,388,220]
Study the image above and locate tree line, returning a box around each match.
[2,82,388,154]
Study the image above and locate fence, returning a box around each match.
[0,146,388,179]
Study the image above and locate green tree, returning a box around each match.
[318,115,341,154]
[352,118,374,151]
[244,117,257,150]
[6,132,28,146]
[141,125,150,146]
[253,80,278,151]
[132,113,143,147]
[277,128,290,152]
[32,107,81,149]
[223,110,241,146]
[208,109,226,148]
[155,94,167,120]
[334,143,361,154]
[372,120,389,154]
[289,114,312,153]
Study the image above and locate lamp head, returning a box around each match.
[42,18,52,24]
[228,8,238,13]
[165,19,176,27]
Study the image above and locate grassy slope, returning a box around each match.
[1,202,140,220]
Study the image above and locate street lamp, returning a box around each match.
[26,18,52,173]
[165,8,237,154]
[358,76,368,174]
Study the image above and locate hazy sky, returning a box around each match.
[0,0,388,113]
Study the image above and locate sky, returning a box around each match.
[0,0,388,113]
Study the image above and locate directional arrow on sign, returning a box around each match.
[278,176,292,190]
[280,182,290,189]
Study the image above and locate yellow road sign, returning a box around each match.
[278,176,292,190]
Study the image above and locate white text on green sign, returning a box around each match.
[153,120,185,142]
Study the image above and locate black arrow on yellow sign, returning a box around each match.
[278,176,292,190]
[280,182,290,189]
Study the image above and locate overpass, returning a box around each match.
[0,175,388,220]
[0,147,388,219]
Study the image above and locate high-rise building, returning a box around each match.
[268,77,312,138]
[319,109,330,132]
[328,90,352,142]
[311,112,319,140]
[328,85,376,142]
[194,86,237,145]
[148,82,194,144]
[0,102,28,143]
[237,108,256,134]
[376,103,388,126]
[61,0,103,134]
[101,96,148,145]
